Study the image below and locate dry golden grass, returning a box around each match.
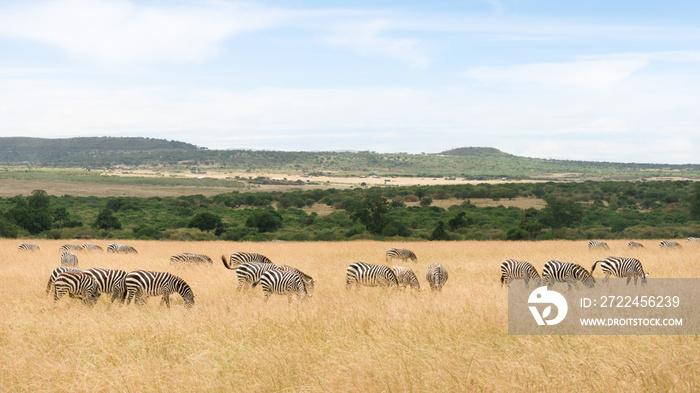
[2,239,699,392]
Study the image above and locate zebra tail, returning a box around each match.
[591,260,600,273]
[222,255,233,270]
[251,279,261,289]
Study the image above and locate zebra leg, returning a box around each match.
[524,278,530,288]
[603,273,610,284]
[626,276,632,285]
[161,294,171,308]
[125,289,136,305]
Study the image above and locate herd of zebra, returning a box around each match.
[501,238,698,290]
[500,256,649,290]
[23,244,448,308]
[587,238,700,250]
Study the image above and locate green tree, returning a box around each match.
[246,209,283,232]
[7,192,53,235]
[538,196,583,230]
[188,212,222,232]
[430,220,451,240]
[346,191,389,235]
[93,208,122,230]
[691,182,700,220]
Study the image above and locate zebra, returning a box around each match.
[46,266,82,295]
[628,241,644,249]
[81,243,104,252]
[385,248,417,263]
[591,257,648,285]
[230,262,279,291]
[60,251,79,267]
[346,262,399,289]
[687,237,700,243]
[499,259,540,288]
[541,260,595,290]
[660,240,682,249]
[53,272,98,306]
[107,243,138,254]
[426,263,448,292]
[171,252,213,265]
[390,266,421,291]
[587,240,609,250]
[221,252,273,269]
[83,268,128,304]
[252,269,312,303]
[18,243,40,251]
[59,244,83,252]
[277,265,315,295]
[124,270,195,308]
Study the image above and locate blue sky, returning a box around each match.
[1,0,699,164]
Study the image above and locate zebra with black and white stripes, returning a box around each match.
[277,265,315,294]
[660,240,682,249]
[346,262,399,289]
[60,251,79,267]
[253,269,312,303]
[53,272,98,306]
[628,241,644,249]
[390,266,421,291]
[541,260,595,290]
[230,262,279,291]
[83,268,128,304]
[500,259,540,288]
[686,237,700,243]
[59,244,83,252]
[107,243,138,254]
[591,257,648,285]
[46,266,82,295]
[385,248,417,263]
[588,240,610,250]
[221,252,273,269]
[18,243,40,251]
[171,252,213,265]
[81,243,104,252]
[426,263,448,292]
[124,270,195,308]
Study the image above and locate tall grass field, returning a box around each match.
[1,239,699,392]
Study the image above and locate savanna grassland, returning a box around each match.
[2,239,700,392]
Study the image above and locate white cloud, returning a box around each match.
[325,20,432,68]
[0,0,287,64]
[463,59,648,90]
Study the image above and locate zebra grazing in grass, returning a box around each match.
[231,262,279,291]
[171,252,213,265]
[81,243,104,252]
[500,259,540,288]
[107,243,138,254]
[660,240,682,249]
[591,257,648,285]
[59,244,82,252]
[277,265,315,294]
[628,241,644,249]
[83,268,128,304]
[221,252,273,269]
[542,260,595,290]
[385,248,417,263]
[60,251,79,267]
[346,262,399,289]
[46,266,82,295]
[390,266,421,291]
[124,270,195,308]
[588,240,610,250]
[53,272,98,306]
[253,270,312,303]
[18,243,40,251]
[426,263,448,292]
[687,237,700,243]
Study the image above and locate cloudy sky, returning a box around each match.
[1,0,699,164]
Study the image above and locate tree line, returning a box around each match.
[1,181,699,241]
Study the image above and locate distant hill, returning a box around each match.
[0,137,199,154]
[439,147,514,158]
